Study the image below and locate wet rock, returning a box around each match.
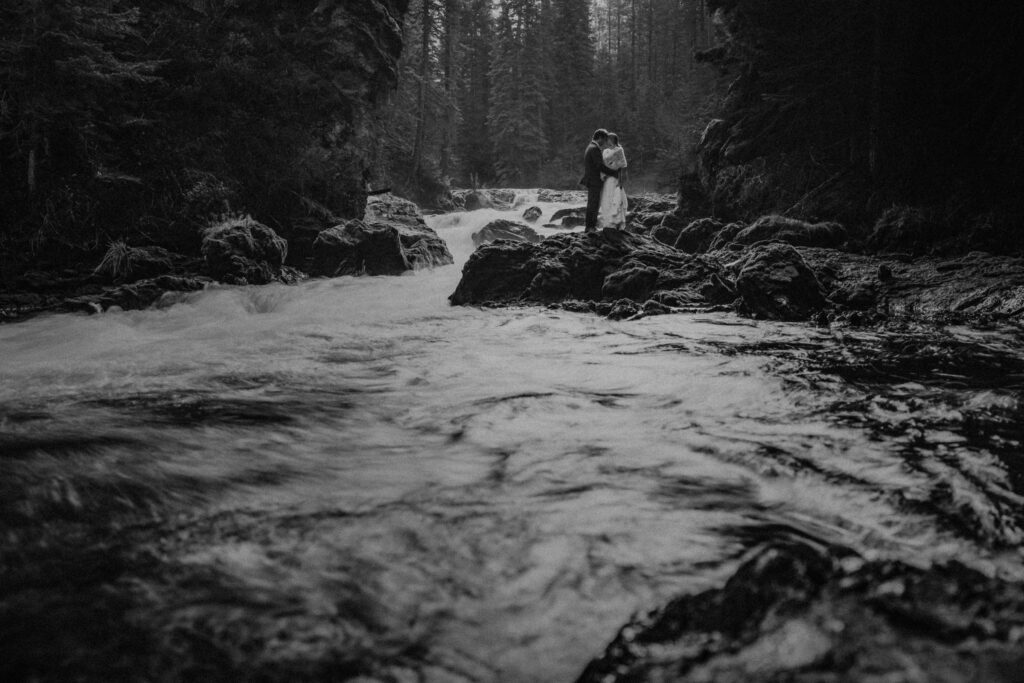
[366,193,454,269]
[463,190,494,211]
[673,217,724,253]
[537,189,586,203]
[735,243,826,320]
[310,220,409,276]
[708,222,745,250]
[800,247,1024,324]
[649,213,691,246]
[450,229,723,310]
[201,218,288,285]
[63,275,208,313]
[551,206,586,228]
[471,220,542,247]
[734,214,847,248]
[607,299,641,320]
[577,542,1024,683]
[878,263,894,282]
[627,194,676,214]
[522,206,543,223]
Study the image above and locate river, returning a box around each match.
[2,195,1024,681]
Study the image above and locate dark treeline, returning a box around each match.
[695,0,1024,233]
[0,0,409,280]
[379,0,718,198]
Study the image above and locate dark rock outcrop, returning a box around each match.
[578,542,1024,683]
[673,218,724,253]
[450,229,724,312]
[537,189,586,203]
[733,243,826,320]
[311,194,452,276]
[471,220,542,247]
[522,206,543,222]
[463,190,494,211]
[733,214,847,248]
[366,193,453,269]
[201,218,289,285]
[649,213,691,246]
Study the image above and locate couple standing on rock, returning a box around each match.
[580,128,628,232]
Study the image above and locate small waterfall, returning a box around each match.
[512,189,539,208]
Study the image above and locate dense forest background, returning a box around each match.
[377,0,718,197]
[2,0,1024,282]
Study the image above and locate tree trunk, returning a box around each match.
[411,0,431,183]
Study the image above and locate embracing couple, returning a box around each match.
[579,128,628,232]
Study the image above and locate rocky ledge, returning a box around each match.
[450,209,1024,325]
[577,541,1024,682]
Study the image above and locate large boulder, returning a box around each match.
[551,206,586,226]
[471,220,542,247]
[311,221,408,276]
[450,229,724,311]
[578,542,1024,683]
[366,193,453,269]
[201,218,288,285]
[734,214,847,248]
[522,205,543,223]
[674,218,724,253]
[734,242,826,320]
[707,222,746,251]
[463,190,494,211]
[311,194,453,277]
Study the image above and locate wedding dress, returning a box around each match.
[598,145,628,229]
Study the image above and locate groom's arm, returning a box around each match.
[590,148,619,177]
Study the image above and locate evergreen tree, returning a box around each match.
[456,0,495,185]
[488,0,549,184]
[548,0,597,152]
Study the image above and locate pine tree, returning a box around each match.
[488,0,549,184]
[456,0,495,185]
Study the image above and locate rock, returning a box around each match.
[577,541,1024,683]
[674,218,724,253]
[463,190,494,211]
[537,189,586,203]
[868,205,950,254]
[63,275,208,313]
[522,206,543,223]
[878,263,893,281]
[310,220,409,276]
[707,222,745,250]
[471,220,542,247]
[551,206,586,225]
[201,217,288,285]
[366,193,454,269]
[734,214,847,248]
[649,213,691,246]
[627,194,676,214]
[735,243,826,320]
[450,229,723,310]
[606,299,641,320]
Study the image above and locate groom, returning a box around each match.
[580,129,619,232]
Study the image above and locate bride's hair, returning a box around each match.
[609,133,619,145]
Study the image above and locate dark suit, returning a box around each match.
[580,141,619,231]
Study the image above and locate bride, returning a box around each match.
[598,133,628,229]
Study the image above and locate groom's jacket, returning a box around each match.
[579,141,619,188]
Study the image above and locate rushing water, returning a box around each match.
[3,196,1024,681]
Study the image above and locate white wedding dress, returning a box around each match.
[598,145,628,229]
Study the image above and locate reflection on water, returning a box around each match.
[2,199,1024,681]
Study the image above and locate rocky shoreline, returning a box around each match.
[0,194,453,323]
[450,193,1024,328]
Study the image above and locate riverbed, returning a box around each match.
[2,196,1023,681]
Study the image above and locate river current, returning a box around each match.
[3,196,1024,681]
